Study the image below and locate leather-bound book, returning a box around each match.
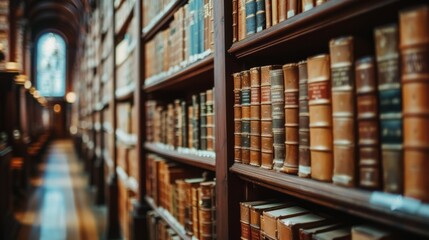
[256,0,266,32]
[351,225,392,240]
[315,0,326,6]
[355,56,381,189]
[329,36,356,187]
[188,106,194,148]
[242,71,252,164]
[298,61,311,178]
[240,200,274,240]
[272,0,279,25]
[206,89,215,151]
[279,0,287,22]
[312,227,351,240]
[261,65,281,169]
[191,186,200,238]
[400,5,429,202]
[282,63,299,174]
[238,0,246,41]
[192,95,200,150]
[250,67,262,166]
[174,100,182,148]
[234,72,243,163]
[184,178,204,235]
[233,0,238,42]
[287,0,298,19]
[302,0,314,12]
[245,0,256,36]
[265,0,272,28]
[250,202,290,240]
[271,69,286,171]
[277,213,330,240]
[261,206,307,240]
[374,24,403,194]
[181,100,188,148]
[200,93,207,150]
[300,223,344,240]
[307,54,333,182]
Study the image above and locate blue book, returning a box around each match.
[245,0,256,36]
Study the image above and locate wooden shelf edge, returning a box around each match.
[143,54,214,93]
[144,142,216,171]
[145,196,191,240]
[230,163,429,237]
[228,0,398,58]
[141,0,186,41]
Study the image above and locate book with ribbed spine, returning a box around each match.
[233,0,238,42]
[206,88,215,152]
[200,93,207,150]
[242,71,251,164]
[400,5,429,202]
[307,54,333,182]
[374,24,403,194]
[282,63,299,174]
[238,0,246,41]
[271,69,286,171]
[329,36,357,187]
[250,67,262,166]
[298,61,311,178]
[245,0,256,36]
[256,0,265,32]
[234,72,242,163]
[265,0,272,28]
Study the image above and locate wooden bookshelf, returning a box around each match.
[144,142,216,171]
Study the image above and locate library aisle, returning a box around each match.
[15,140,106,240]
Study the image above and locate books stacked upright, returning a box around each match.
[233,5,429,202]
[146,154,216,239]
[0,0,8,64]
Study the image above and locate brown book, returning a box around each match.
[233,0,238,42]
[400,5,429,202]
[272,0,279,25]
[287,0,298,19]
[329,36,356,187]
[262,206,308,239]
[277,213,330,240]
[307,54,333,182]
[191,186,200,238]
[302,0,314,12]
[234,72,243,163]
[278,0,287,22]
[271,69,286,171]
[351,225,393,240]
[240,200,274,239]
[184,178,205,235]
[355,56,381,189]
[265,0,272,28]
[315,0,326,6]
[298,61,311,178]
[261,65,281,169]
[300,223,344,240]
[242,70,252,164]
[313,227,351,240]
[250,202,291,240]
[239,0,247,41]
[282,63,299,174]
[374,24,403,194]
[250,67,262,166]
[206,88,215,152]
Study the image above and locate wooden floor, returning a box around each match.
[15,140,106,240]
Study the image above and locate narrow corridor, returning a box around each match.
[15,140,106,240]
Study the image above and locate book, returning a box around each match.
[242,70,251,164]
[374,24,403,194]
[239,0,247,41]
[271,68,286,171]
[312,227,351,240]
[282,63,299,174]
[234,72,243,163]
[298,61,311,178]
[256,0,266,32]
[206,88,215,151]
[272,0,279,25]
[265,0,272,28]
[245,0,256,36]
[261,206,308,239]
[302,0,314,12]
[351,225,392,240]
[300,223,344,240]
[279,0,287,22]
[329,36,356,187]
[250,67,262,166]
[233,0,238,42]
[200,92,207,150]
[355,56,381,189]
[287,0,298,18]
[240,200,274,239]
[399,5,429,202]
[277,213,330,240]
[250,202,291,240]
[307,54,333,182]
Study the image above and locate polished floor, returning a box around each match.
[15,140,106,240]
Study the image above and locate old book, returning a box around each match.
[277,213,330,240]
[313,227,351,240]
[272,0,279,25]
[250,67,262,166]
[188,106,194,148]
[355,56,381,189]
[287,0,298,18]
[351,225,392,240]
[242,71,251,164]
[271,69,286,171]
[261,65,281,169]
[233,0,238,42]
[279,0,287,22]
[300,223,344,240]
[282,63,299,174]
[174,100,182,148]
[181,100,188,148]
[374,24,403,194]
[261,206,308,239]
[399,5,429,202]
[209,0,214,51]
[302,0,314,12]
[240,200,274,240]
[206,88,215,151]
[200,92,207,150]
[315,0,326,6]
[203,0,209,51]
[250,202,291,240]
[256,0,266,32]
[238,0,246,41]
[329,36,356,187]
[298,61,311,178]
[234,72,243,163]
[184,178,205,235]
[192,94,200,150]
[307,54,333,182]
[192,186,200,238]
[265,0,272,28]
[199,181,215,238]
[245,0,256,36]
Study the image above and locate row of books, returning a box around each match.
[147,211,181,240]
[240,199,398,240]
[232,0,328,42]
[144,0,214,83]
[233,5,429,202]
[142,0,175,29]
[146,154,216,239]
[146,88,216,154]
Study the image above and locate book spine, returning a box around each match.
[287,0,298,19]
[192,95,200,150]
[204,0,209,51]
[167,103,175,147]
[174,100,182,148]
[400,5,429,202]
[239,0,247,41]
[271,69,286,171]
[261,66,275,169]
[307,54,333,182]
[272,0,278,25]
[234,73,243,163]
[200,92,207,150]
[192,186,200,238]
[298,61,311,177]
[256,0,266,32]
[374,24,403,194]
[278,0,286,22]
[265,0,272,28]
[250,67,262,166]
[282,63,299,174]
[355,56,381,189]
[199,0,205,53]
[209,0,214,51]
[316,0,326,6]
[245,0,256,36]
[189,0,195,57]
[188,106,193,148]
[206,89,215,152]
[330,36,356,187]
[233,0,238,42]
[242,71,251,164]
[302,0,314,12]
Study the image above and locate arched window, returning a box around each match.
[36,32,66,97]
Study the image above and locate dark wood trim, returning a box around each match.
[230,163,429,237]
[144,142,216,171]
[143,55,214,93]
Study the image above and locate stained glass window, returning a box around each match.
[36,32,66,97]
